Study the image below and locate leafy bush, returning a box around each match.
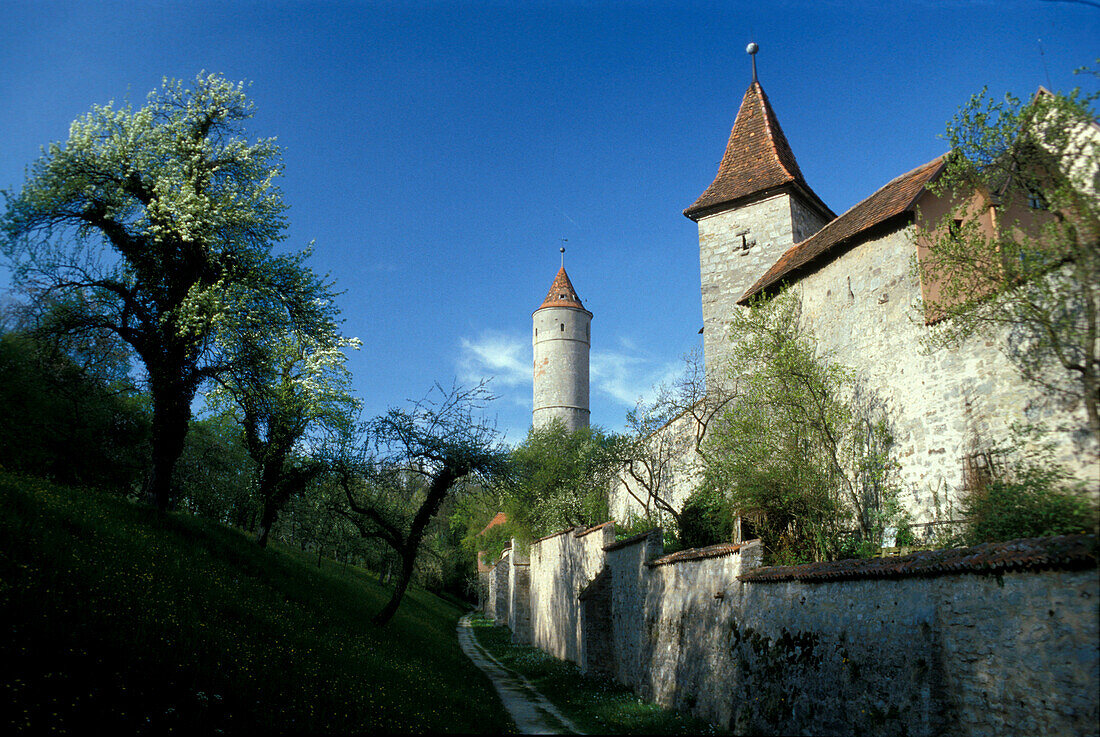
[702,292,907,565]
[963,466,1096,544]
[678,487,733,550]
[507,419,624,536]
[614,512,680,552]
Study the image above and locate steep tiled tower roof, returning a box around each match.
[538,266,589,313]
[684,81,832,221]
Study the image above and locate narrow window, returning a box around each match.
[560,323,565,332]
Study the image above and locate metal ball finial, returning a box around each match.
[560,247,565,254]
[747,41,759,83]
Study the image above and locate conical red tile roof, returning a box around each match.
[685,81,830,221]
[537,267,589,312]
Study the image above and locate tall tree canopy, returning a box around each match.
[2,73,331,511]
[507,419,624,537]
[213,322,360,547]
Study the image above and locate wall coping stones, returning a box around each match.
[532,527,576,545]
[738,534,1097,583]
[532,521,615,546]
[575,521,614,538]
[646,541,750,568]
[604,528,662,552]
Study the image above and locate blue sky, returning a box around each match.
[2,0,1097,443]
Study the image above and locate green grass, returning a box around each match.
[0,472,515,734]
[468,614,724,735]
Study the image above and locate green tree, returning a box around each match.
[2,73,329,512]
[0,324,149,490]
[702,291,905,564]
[508,419,625,537]
[917,82,1100,444]
[174,412,256,526]
[213,319,360,547]
[335,383,509,625]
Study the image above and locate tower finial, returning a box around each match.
[747,41,759,84]
[560,237,567,268]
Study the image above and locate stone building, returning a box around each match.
[609,65,1098,529]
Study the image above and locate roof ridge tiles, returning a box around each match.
[739,153,948,303]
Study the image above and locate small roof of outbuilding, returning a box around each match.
[738,154,948,304]
[684,81,833,222]
[478,512,508,537]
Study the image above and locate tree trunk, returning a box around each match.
[372,548,416,626]
[256,498,279,548]
[371,467,458,626]
[145,386,193,514]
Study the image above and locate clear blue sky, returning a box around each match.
[2,1,1097,443]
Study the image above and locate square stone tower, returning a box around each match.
[684,76,834,380]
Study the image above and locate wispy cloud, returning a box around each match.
[591,349,681,410]
[457,331,529,389]
[457,330,683,425]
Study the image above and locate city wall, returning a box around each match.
[481,523,1099,736]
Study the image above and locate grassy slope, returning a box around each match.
[0,473,514,734]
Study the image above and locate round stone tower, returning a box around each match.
[532,254,591,432]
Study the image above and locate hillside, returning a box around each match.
[0,473,514,734]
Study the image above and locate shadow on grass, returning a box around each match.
[0,473,513,734]
[468,613,724,735]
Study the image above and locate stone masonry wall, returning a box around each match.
[487,549,511,623]
[595,532,1098,736]
[528,523,615,666]
[612,218,1097,527]
[508,539,532,645]
[795,224,1098,521]
[697,192,803,377]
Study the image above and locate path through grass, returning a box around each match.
[469,613,723,735]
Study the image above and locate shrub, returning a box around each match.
[678,487,733,550]
[963,468,1096,544]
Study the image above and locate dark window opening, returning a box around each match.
[1027,189,1047,211]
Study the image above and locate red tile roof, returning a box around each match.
[739,155,947,304]
[537,267,589,312]
[685,81,832,222]
[478,511,508,537]
[738,534,1096,583]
